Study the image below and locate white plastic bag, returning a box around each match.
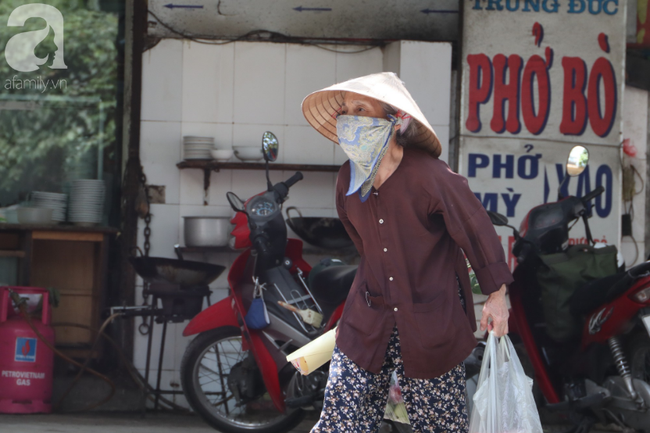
[384,371,410,425]
[469,333,543,433]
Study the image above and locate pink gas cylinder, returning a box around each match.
[0,286,55,413]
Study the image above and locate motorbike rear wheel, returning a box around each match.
[621,332,650,432]
[629,332,650,383]
[181,327,305,433]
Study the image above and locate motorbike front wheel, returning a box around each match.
[181,326,305,433]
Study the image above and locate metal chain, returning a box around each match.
[121,158,154,335]
[138,166,153,335]
[140,170,152,257]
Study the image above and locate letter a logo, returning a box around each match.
[5,4,67,72]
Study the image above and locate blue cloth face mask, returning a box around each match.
[337,114,400,202]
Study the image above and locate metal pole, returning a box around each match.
[118,0,147,365]
[142,301,155,416]
[154,320,168,411]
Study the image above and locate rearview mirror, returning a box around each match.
[566,146,589,177]
[262,132,278,162]
[487,211,509,226]
[226,192,246,214]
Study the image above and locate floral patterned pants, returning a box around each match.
[311,326,469,433]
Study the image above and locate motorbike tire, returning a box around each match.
[629,332,650,383]
[181,326,305,433]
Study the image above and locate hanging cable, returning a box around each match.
[52,322,189,412]
[619,139,642,266]
[145,8,382,54]
[54,313,123,410]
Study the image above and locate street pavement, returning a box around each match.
[0,412,319,433]
[0,412,621,433]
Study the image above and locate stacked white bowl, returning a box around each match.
[69,180,105,226]
[32,191,67,222]
[233,146,264,161]
[183,136,214,160]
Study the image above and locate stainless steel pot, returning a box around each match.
[183,216,231,247]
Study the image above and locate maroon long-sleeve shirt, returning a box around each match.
[334,147,513,379]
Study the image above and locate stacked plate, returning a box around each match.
[32,191,67,222]
[183,136,214,160]
[69,180,105,226]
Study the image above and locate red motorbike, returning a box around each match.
[179,133,356,433]
[488,146,650,431]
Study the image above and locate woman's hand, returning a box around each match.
[480,284,509,337]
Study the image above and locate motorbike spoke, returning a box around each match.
[198,374,226,387]
[198,343,244,377]
[189,332,291,428]
[196,337,244,417]
[209,394,235,407]
[214,340,231,416]
[198,362,221,377]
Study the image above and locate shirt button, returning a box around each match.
[383,248,388,252]
[394,307,398,312]
[389,277,394,281]
[379,219,384,224]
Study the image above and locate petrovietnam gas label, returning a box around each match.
[15,337,37,362]
[459,0,625,263]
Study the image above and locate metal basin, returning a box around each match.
[129,256,225,287]
[183,216,231,247]
[285,207,354,250]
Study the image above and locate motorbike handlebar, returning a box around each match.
[284,172,303,188]
[581,186,605,204]
[272,172,304,203]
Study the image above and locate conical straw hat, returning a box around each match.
[301,72,441,158]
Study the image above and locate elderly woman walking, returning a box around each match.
[301,72,513,433]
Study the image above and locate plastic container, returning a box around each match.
[0,286,55,413]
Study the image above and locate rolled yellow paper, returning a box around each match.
[286,328,337,375]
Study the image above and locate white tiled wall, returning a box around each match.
[137,39,453,408]
[284,45,336,128]
[399,42,452,160]
[140,122,182,205]
[234,45,287,125]
[141,39,183,122]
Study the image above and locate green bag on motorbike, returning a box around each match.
[537,244,618,342]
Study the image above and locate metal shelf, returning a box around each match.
[176,160,340,205]
[177,245,358,257]
[177,246,233,254]
[175,160,357,257]
[0,249,25,258]
[176,160,340,172]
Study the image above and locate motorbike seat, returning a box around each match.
[570,261,650,316]
[310,265,357,319]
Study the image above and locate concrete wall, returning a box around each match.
[136,39,452,407]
